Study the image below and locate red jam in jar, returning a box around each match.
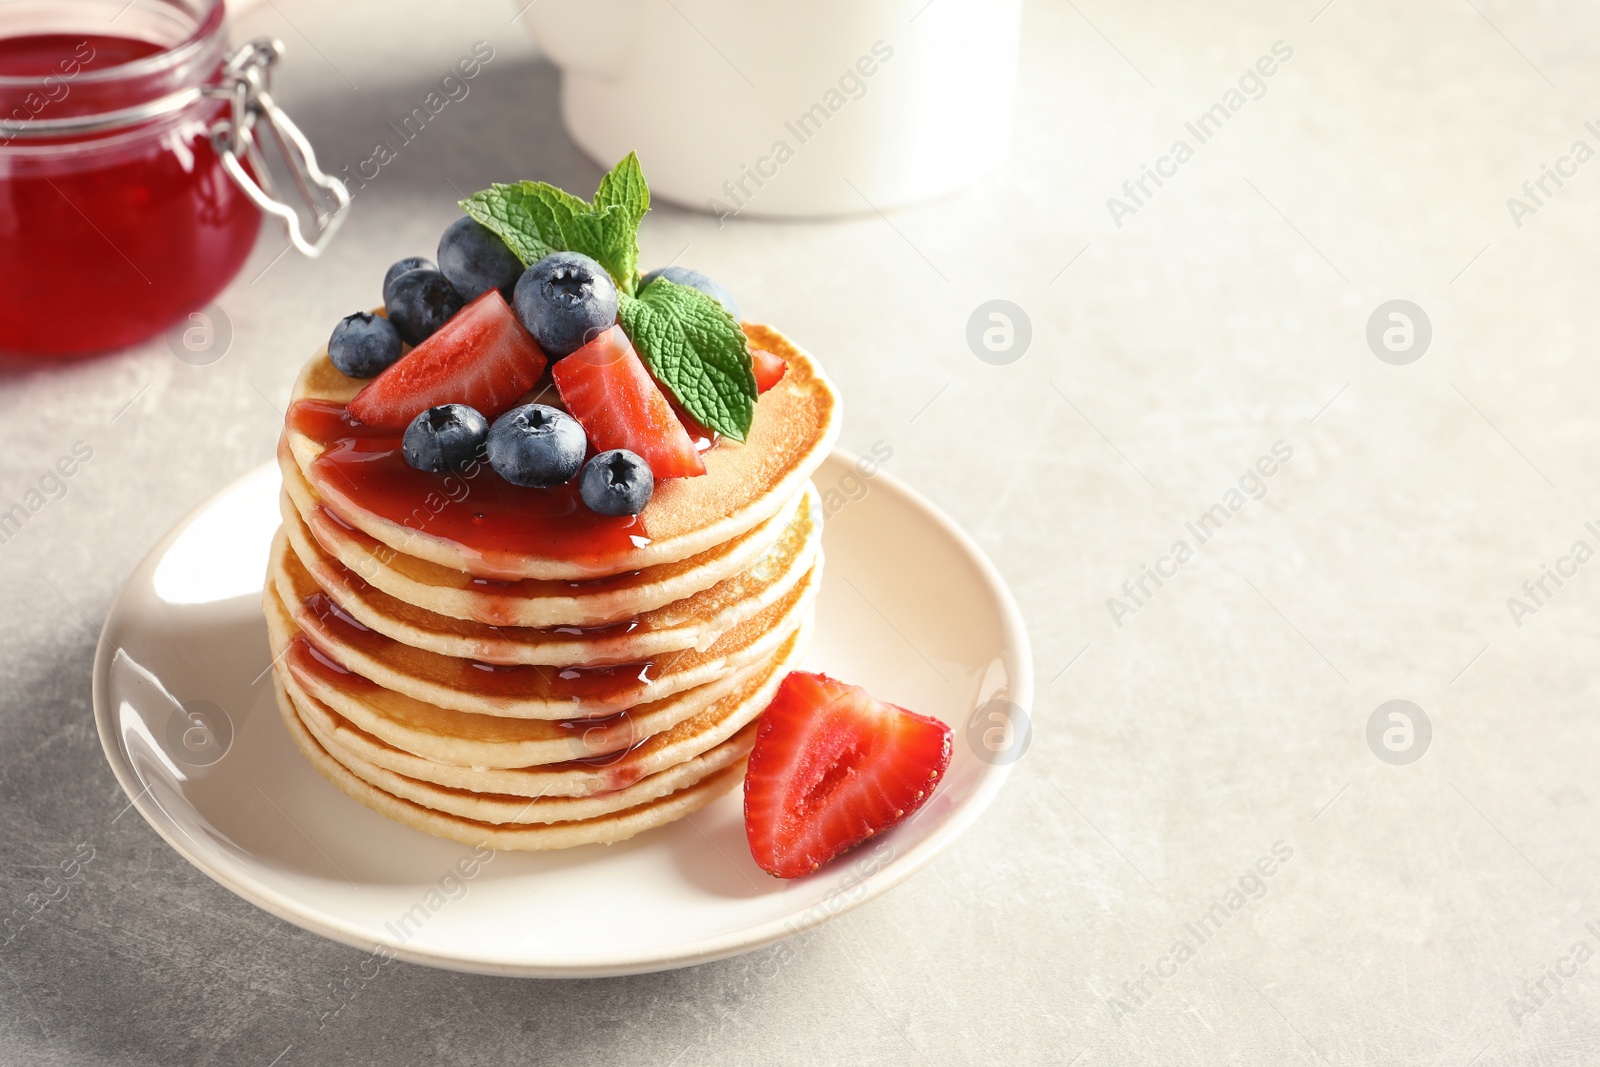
[0,0,262,356]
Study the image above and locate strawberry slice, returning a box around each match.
[744,671,952,878]
[347,291,546,430]
[551,325,706,479]
[751,349,787,394]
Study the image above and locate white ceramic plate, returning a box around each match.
[92,452,1031,978]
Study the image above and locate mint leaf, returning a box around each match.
[459,155,650,295]
[591,154,647,291]
[618,280,757,441]
[560,202,640,295]
[460,182,586,266]
[593,151,649,230]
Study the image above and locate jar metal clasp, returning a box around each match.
[206,38,349,258]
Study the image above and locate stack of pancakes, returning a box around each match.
[264,324,840,850]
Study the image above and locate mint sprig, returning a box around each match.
[618,280,757,441]
[460,153,648,295]
[460,154,758,442]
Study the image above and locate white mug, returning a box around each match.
[519,0,1022,219]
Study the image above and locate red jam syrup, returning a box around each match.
[287,399,648,578]
[0,34,261,355]
[0,34,151,75]
[300,534,649,662]
[297,499,654,629]
[305,501,647,597]
[287,636,649,781]
[290,569,658,713]
[288,634,377,692]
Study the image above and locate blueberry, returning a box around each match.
[641,265,740,321]
[437,216,523,302]
[327,311,403,378]
[382,256,434,304]
[580,449,653,516]
[486,404,587,487]
[385,268,464,346]
[512,252,619,358]
[402,404,489,473]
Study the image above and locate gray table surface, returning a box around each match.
[5,0,1600,1063]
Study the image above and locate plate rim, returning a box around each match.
[92,449,1033,978]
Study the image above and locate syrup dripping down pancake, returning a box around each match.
[272,674,749,851]
[267,595,809,773]
[279,484,821,667]
[267,529,820,719]
[278,444,804,628]
[289,677,759,825]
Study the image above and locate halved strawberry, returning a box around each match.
[752,349,787,394]
[347,291,546,430]
[551,325,706,479]
[744,671,952,879]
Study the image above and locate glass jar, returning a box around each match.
[0,0,345,356]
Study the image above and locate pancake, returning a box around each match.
[271,613,799,769]
[279,484,821,666]
[267,529,822,719]
[278,442,803,628]
[273,674,746,850]
[270,598,810,771]
[265,315,834,851]
[293,680,758,824]
[284,322,840,581]
[282,622,798,795]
